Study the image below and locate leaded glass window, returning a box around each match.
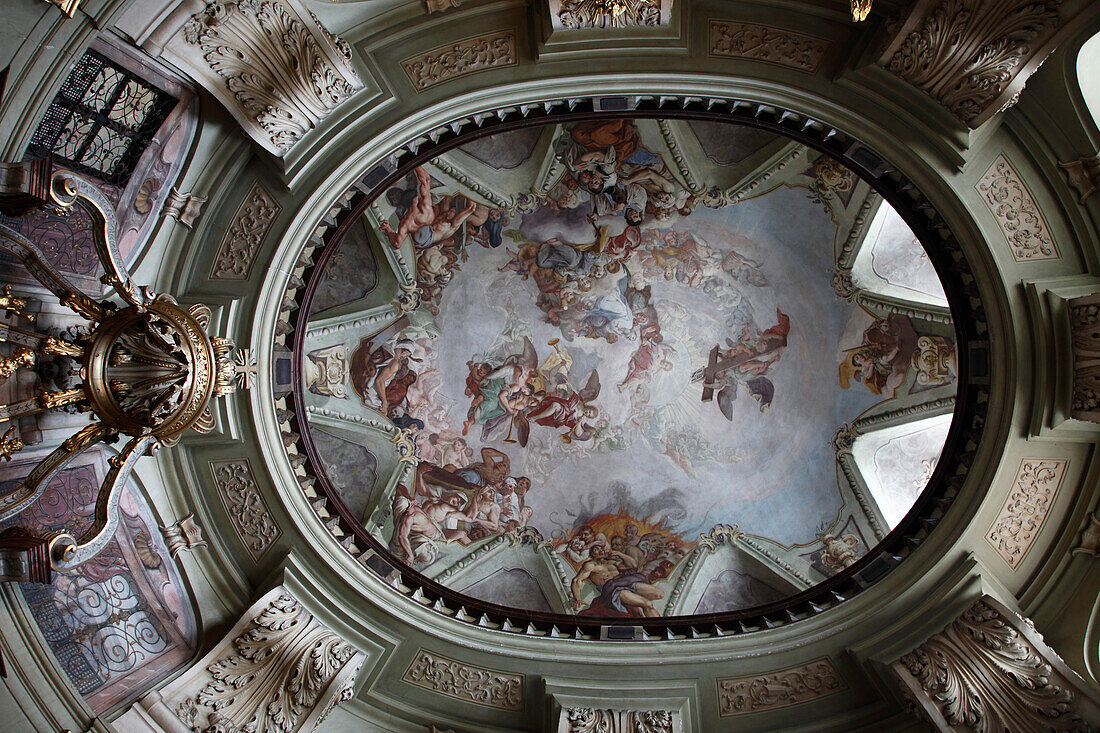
[26,51,176,186]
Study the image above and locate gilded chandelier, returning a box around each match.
[0,159,236,578]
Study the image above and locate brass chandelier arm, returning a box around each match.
[0,422,114,522]
[0,224,107,322]
[51,172,152,309]
[49,433,157,571]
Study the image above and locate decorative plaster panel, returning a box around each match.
[717,658,845,715]
[171,0,363,155]
[893,596,1100,730]
[210,459,281,560]
[211,182,281,280]
[402,649,523,710]
[987,459,1066,569]
[975,155,1058,261]
[708,21,828,73]
[877,0,1064,127]
[401,30,518,92]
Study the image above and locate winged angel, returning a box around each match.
[465,337,602,447]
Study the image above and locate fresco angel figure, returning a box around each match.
[462,337,540,444]
[527,368,602,443]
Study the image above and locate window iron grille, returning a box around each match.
[26,50,176,187]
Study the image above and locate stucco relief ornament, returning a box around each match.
[879,0,1062,127]
[818,533,860,573]
[717,659,846,715]
[0,165,237,578]
[180,0,363,155]
[175,593,362,733]
[896,598,1093,730]
[975,154,1058,261]
[558,0,661,29]
[402,649,523,711]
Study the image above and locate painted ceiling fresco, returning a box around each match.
[298,117,959,619]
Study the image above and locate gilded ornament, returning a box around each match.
[0,347,34,384]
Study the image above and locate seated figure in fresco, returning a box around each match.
[571,543,664,617]
[390,487,479,565]
[838,313,920,398]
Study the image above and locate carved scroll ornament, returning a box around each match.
[168,589,364,733]
[402,649,523,710]
[877,0,1066,127]
[709,21,829,73]
[211,182,281,280]
[975,155,1058,261]
[893,596,1100,731]
[987,459,1066,569]
[175,0,363,155]
[718,658,845,715]
[401,30,517,92]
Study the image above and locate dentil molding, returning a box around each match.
[162,0,364,156]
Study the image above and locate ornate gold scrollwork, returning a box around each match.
[0,164,238,572]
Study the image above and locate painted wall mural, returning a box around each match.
[0,448,196,713]
[298,117,959,618]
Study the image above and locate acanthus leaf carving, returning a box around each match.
[560,707,677,732]
[1070,294,1100,422]
[171,590,363,733]
[893,596,1095,732]
[877,0,1064,127]
[556,0,662,30]
[177,0,363,155]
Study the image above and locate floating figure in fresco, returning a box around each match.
[571,544,664,617]
[380,166,478,250]
[464,205,507,248]
[697,309,790,419]
[527,368,602,443]
[838,313,920,398]
[463,338,539,442]
[350,336,425,431]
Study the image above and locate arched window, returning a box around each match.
[1078,32,1100,133]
